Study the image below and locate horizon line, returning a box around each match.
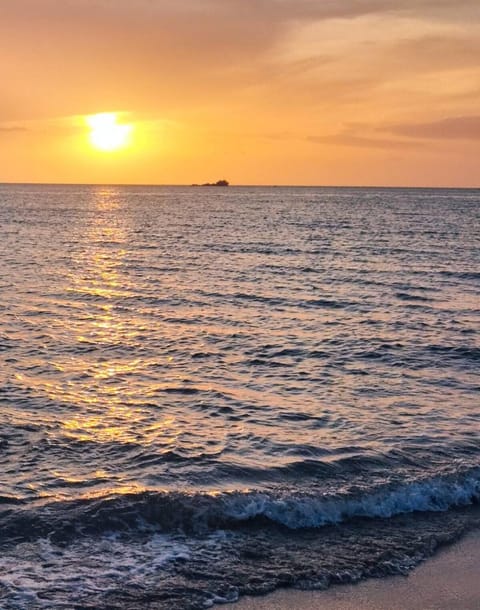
[1,181,479,190]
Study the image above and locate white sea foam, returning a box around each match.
[0,534,191,609]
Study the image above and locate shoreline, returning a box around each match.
[223,529,480,610]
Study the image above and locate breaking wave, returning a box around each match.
[1,466,479,547]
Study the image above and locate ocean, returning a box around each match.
[0,184,479,609]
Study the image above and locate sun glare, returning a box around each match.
[87,113,133,152]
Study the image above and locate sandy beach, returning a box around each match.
[224,529,480,610]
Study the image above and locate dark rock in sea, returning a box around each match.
[193,180,229,187]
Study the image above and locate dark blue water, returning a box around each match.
[0,185,479,608]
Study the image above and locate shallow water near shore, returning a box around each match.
[225,529,480,610]
[0,184,479,608]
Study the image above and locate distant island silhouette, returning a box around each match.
[191,180,229,187]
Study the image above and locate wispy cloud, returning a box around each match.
[0,126,27,133]
[388,116,480,140]
[308,133,422,150]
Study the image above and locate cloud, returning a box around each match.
[389,116,480,140]
[2,0,479,123]
[0,126,27,133]
[308,133,422,150]
[382,34,480,74]
[313,115,480,151]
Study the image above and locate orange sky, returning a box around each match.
[1,0,479,186]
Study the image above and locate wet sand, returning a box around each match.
[224,529,480,610]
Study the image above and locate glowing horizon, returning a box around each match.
[1,1,479,187]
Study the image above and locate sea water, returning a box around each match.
[0,184,479,608]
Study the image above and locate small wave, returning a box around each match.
[428,344,480,362]
[439,271,480,281]
[395,292,432,302]
[303,298,352,309]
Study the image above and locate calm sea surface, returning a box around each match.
[0,184,479,608]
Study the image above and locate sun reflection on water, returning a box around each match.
[23,187,181,452]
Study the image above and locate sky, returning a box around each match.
[1,0,479,186]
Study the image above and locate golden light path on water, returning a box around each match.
[14,189,182,498]
[61,190,179,451]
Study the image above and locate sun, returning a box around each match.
[87,113,133,152]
